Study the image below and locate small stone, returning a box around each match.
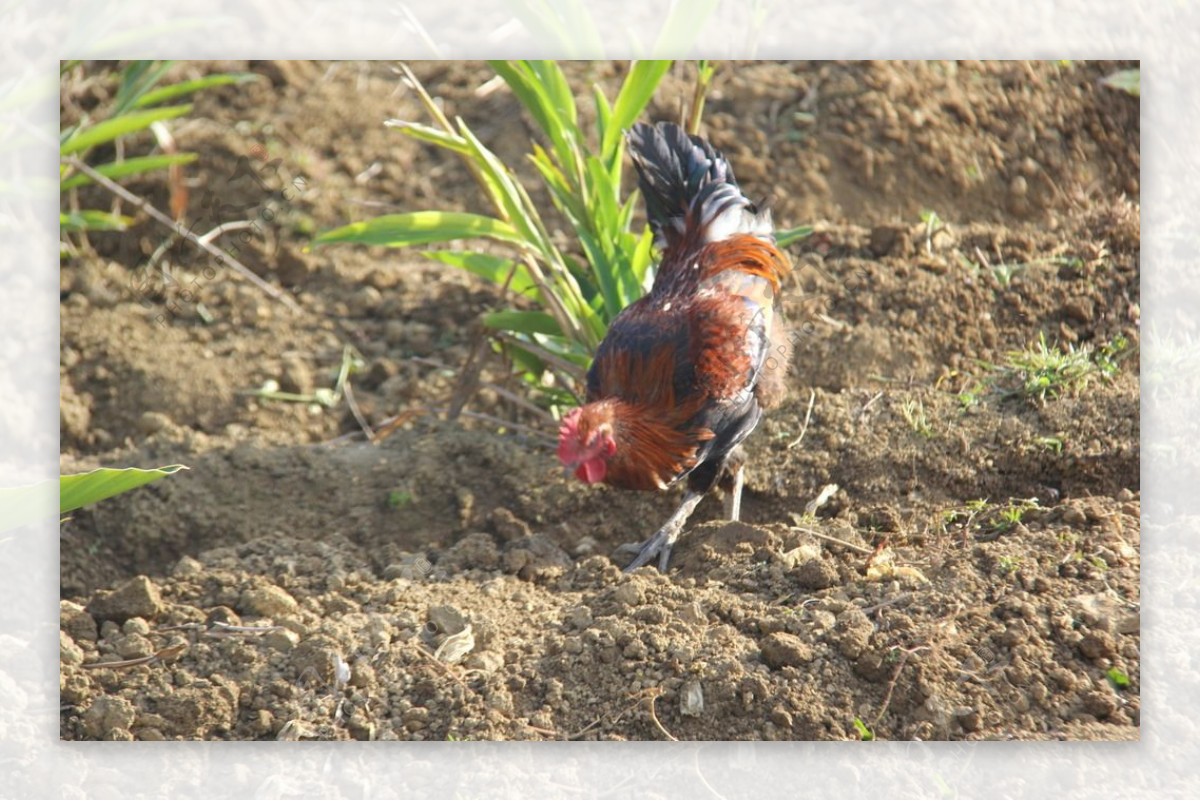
[677,602,706,625]
[633,605,669,625]
[566,606,593,629]
[172,556,204,577]
[1009,175,1028,197]
[137,411,173,436]
[61,601,98,642]
[1061,505,1088,527]
[114,633,155,659]
[86,576,165,623]
[264,629,300,653]
[364,358,399,389]
[274,250,311,286]
[834,609,873,660]
[957,708,983,732]
[501,535,572,581]
[278,355,314,395]
[349,662,377,689]
[60,631,84,665]
[1078,631,1116,660]
[794,558,838,590]
[122,617,151,636]
[680,681,704,717]
[1063,298,1095,324]
[489,508,532,543]
[612,582,645,607]
[463,651,504,673]
[760,632,815,670]
[1082,688,1118,719]
[83,696,137,739]
[239,585,299,618]
[351,285,383,315]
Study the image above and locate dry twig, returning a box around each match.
[62,155,301,313]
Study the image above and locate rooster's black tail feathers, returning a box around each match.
[627,121,771,249]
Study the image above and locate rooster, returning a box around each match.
[557,121,792,571]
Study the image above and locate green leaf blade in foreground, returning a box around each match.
[60,210,134,232]
[60,104,194,155]
[602,60,672,159]
[421,250,541,299]
[775,225,814,249]
[60,465,188,516]
[1099,68,1140,97]
[60,152,198,190]
[133,72,262,107]
[313,212,525,248]
[483,310,563,337]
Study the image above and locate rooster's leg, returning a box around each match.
[623,490,704,572]
[723,463,745,522]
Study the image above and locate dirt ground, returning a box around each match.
[59,60,1140,741]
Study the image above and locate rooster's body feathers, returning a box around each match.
[581,122,791,495]
[559,121,794,571]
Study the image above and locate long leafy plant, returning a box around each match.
[315,60,675,407]
[316,61,809,411]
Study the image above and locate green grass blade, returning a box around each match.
[421,250,541,299]
[775,225,814,248]
[388,119,471,155]
[528,61,578,131]
[483,310,563,337]
[592,85,612,153]
[60,210,134,232]
[60,152,198,190]
[314,212,525,248]
[628,225,655,297]
[112,60,175,115]
[60,465,188,515]
[60,103,193,155]
[133,72,262,107]
[1099,68,1140,97]
[453,119,545,245]
[602,60,672,160]
[488,61,579,180]
[575,228,620,318]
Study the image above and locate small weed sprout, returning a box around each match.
[1033,435,1064,454]
[852,717,875,741]
[988,498,1040,536]
[997,332,1125,403]
[900,398,934,438]
[997,555,1023,575]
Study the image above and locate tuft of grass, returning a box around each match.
[852,717,875,741]
[900,397,934,438]
[997,554,1023,575]
[387,489,414,509]
[994,332,1125,403]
